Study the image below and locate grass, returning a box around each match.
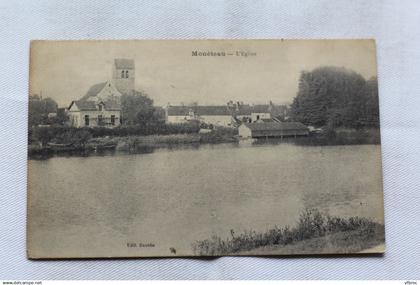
[28,129,240,158]
[241,228,384,255]
[90,130,238,152]
[191,208,384,255]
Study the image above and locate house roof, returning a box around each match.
[114,58,135,69]
[166,106,190,116]
[72,100,97,111]
[167,103,288,117]
[81,82,108,100]
[252,105,270,113]
[194,106,231,116]
[167,105,232,116]
[243,122,308,131]
[235,105,252,115]
[70,100,121,111]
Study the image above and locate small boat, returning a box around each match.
[46,142,77,152]
[94,143,117,150]
[47,142,73,147]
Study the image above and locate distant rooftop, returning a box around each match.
[167,105,231,116]
[167,103,288,117]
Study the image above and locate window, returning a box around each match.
[111,115,115,125]
[121,70,125,78]
[84,115,89,126]
[98,104,103,111]
[98,115,103,126]
[125,70,129,78]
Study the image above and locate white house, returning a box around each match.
[232,102,289,123]
[249,104,281,122]
[165,105,234,127]
[68,100,121,128]
[68,58,135,128]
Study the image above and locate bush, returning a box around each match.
[192,208,383,255]
[30,122,201,146]
[89,122,200,137]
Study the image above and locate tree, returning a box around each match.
[28,96,58,126]
[121,90,157,125]
[363,77,380,127]
[32,126,54,146]
[290,67,378,129]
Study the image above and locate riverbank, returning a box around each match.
[294,128,381,146]
[241,230,385,255]
[192,208,385,255]
[109,130,238,151]
[28,127,381,158]
[27,129,239,157]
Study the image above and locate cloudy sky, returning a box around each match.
[30,40,378,107]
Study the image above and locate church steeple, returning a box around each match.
[112,58,135,94]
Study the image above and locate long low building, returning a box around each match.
[165,102,289,127]
[238,122,309,138]
[166,105,233,126]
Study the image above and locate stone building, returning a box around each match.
[165,105,234,127]
[112,58,135,95]
[68,58,135,128]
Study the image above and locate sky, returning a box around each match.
[29,40,378,108]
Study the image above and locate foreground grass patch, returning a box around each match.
[192,208,384,255]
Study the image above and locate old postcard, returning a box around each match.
[27,40,384,258]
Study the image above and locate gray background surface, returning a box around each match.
[0,0,419,279]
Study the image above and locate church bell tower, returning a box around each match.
[112,58,135,95]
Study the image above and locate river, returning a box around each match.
[28,142,384,257]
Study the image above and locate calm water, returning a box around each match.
[28,143,384,257]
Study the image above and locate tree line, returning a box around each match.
[290,66,380,129]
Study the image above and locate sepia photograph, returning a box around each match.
[27,40,384,258]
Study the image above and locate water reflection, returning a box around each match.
[28,142,383,256]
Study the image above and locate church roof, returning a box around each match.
[114,58,134,69]
[81,82,108,100]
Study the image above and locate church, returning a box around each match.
[68,58,135,128]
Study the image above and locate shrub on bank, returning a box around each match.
[30,122,201,145]
[192,208,384,255]
[89,122,201,137]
